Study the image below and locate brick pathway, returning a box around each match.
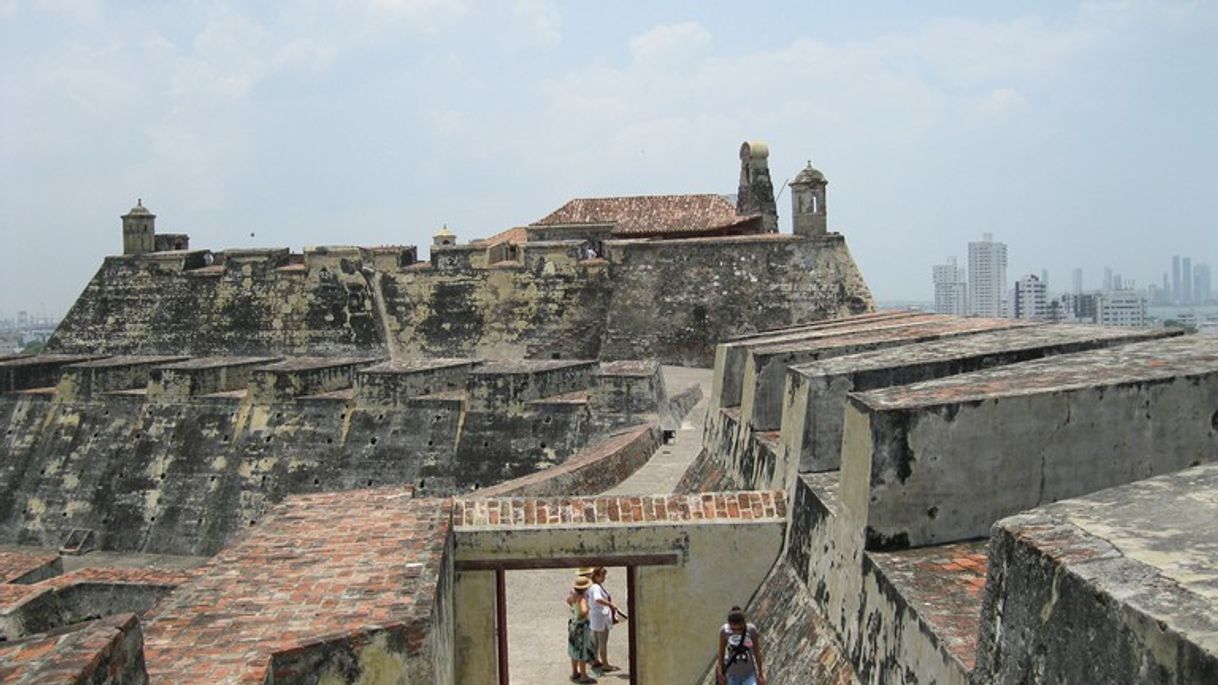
[505,367,713,684]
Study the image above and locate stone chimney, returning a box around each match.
[736,141,778,233]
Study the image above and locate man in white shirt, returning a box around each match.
[587,567,621,674]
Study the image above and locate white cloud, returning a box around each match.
[629,21,711,64]
[513,0,560,47]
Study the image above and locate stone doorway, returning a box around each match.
[457,554,679,685]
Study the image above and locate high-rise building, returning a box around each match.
[1183,257,1193,304]
[1040,269,1049,291]
[968,233,1007,317]
[1096,289,1148,328]
[932,256,968,316]
[1072,268,1083,295]
[1013,274,1049,320]
[1172,255,1181,303]
[1103,267,1113,292]
[1195,263,1212,304]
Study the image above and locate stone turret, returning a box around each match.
[790,162,828,238]
[736,141,778,233]
[121,199,156,255]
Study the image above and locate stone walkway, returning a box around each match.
[505,366,714,684]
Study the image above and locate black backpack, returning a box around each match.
[724,628,752,667]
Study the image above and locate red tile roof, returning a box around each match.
[475,226,529,246]
[533,194,747,236]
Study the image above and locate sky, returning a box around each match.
[1,0,1216,319]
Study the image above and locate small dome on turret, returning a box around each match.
[124,199,154,216]
[433,224,456,247]
[792,162,826,185]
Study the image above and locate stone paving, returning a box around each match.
[505,366,713,684]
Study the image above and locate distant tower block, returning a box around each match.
[790,161,828,238]
[433,224,456,247]
[737,141,778,233]
[121,199,156,255]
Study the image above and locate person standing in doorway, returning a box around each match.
[568,576,598,683]
[588,567,622,675]
[717,606,765,685]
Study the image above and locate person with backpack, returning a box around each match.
[717,606,766,685]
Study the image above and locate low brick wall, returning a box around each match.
[469,423,661,498]
[673,447,731,494]
[666,382,704,425]
[0,612,148,684]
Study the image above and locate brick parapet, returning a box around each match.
[453,490,786,529]
[468,423,661,498]
[0,612,147,684]
[141,488,451,684]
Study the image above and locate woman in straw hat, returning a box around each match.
[568,575,598,683]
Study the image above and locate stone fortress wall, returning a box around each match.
[0,353,693,557]
[685,312,1218,684]
[46,143,872,367]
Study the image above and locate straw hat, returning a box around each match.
[576,567,595,577]
[573,577,593,591]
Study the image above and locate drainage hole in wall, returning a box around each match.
[249,520,257,526]
[1212,410,1218,431]
[197,518,203,525]
[149,516,156,523]
[265,435,273,443]
[366,480,373,487]
[539,442,547,449]
[92,432,98,439]
[222,435,230,442]
[313,478,320,485]
[326,437,333,444]
[62,511,68,517]
[39,468,45,476]
[369,437,378,446]
[209,476,217,483]
[544,416,552,424]
[482,441,489,448]
[377,414,385,421]
[418,479,426,489]
[159,473,166,481]
[261,476,266,485]
[427,440,433,447]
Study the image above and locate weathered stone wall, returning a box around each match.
[685,315,1218,685]
[0,357,679,557]
[974,464,1218,685]
[47,234,873,365]
[600,235,872,365]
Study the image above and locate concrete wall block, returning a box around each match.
[855,371,1218,549]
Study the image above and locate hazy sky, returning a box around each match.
[2,1,1216,319]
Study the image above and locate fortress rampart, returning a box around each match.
[685,312,1218,684]
[0,353,692,557]
[46,233,871,366]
